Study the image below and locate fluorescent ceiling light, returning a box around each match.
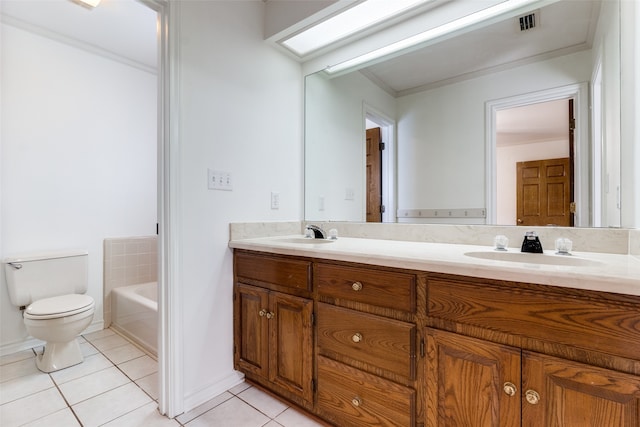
[72,0,101,9]
[282,0,433,56]
[326,0,539,74]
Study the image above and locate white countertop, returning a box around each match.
[229,235,640,296]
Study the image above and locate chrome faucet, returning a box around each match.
[521,231,543,253]
[305,224,327,239]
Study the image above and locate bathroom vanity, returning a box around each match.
[231,233,640,427]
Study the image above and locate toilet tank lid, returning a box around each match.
[3,249,88,263]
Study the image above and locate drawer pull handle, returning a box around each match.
[503,382,517,397]
[525,389,540,405]
[266,311,275,319]
[351,281,363,291]
[351,397,362,407]
[259,309,267,317]
[352,333,363,343]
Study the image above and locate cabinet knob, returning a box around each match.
[525,389,540,405]
[351,333,363,343]
[351,281,363,291]
[266,311,275,319]
[503,382,517,397]
[259,309,267,317]
[351,396,362,407]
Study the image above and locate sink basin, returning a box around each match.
[276,237,335,244]
[464,251,603,267]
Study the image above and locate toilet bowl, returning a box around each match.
[3,250,95,373]
[24,294,95,372]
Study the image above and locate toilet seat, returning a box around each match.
[25,294,95,320]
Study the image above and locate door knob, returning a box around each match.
[351,333,363,343]
[351,281,363,291]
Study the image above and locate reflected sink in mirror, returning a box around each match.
[464,251,604,267]
[275,237,336,244]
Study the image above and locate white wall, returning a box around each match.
[175,1,303,410]
[396,50,592,223]
[305,71,395,221]
[0,23,157,354]
[592,0,621,227]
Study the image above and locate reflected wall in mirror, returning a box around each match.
[305,0,625,228]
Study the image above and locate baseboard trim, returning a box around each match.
[182,371,245,415]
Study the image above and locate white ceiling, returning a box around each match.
[0,0,158,70]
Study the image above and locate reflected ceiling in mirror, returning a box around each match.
[359,0,601,96]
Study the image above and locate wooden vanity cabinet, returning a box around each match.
[426,275,640,427]
[233,249,640,426]
[233,252,314,407]
[315,262,420,427]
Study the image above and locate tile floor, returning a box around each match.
[0,328,323,427]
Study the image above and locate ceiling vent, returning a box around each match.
[518,12,537,31]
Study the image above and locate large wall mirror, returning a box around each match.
[304,0,625,228]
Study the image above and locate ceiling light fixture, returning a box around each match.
[71,0,101,9]
[325,0,542,74]
[282,0,433,57]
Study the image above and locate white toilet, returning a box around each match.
[4,250,95,373]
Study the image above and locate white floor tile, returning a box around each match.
[118,355,157,380]
[185,396,270,427]
[0,371,54,405]
[228,380,251,395]
[101,401,180,427]
[50,353,113,385]
[136,372,159,400]
[79,341,99,357]
[102,342,144,364]
[88,333,129,352]
[0,349,34,366]
[0,357,39,383]
[72,382,153,427]
[58,366,130,405]
[0,387,67,426]
[22,408,81,427]
[175,391,234,425]
[82,328,115,342]
[238,386,289,419]
[275,407,326,427]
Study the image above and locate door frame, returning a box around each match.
[485,83,589,227]
[363,103,396,223]
[140,0,183,418]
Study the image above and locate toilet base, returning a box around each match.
[35,339,83,373]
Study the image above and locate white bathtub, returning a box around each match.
[111,282,157,356]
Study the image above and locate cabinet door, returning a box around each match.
[269,291,314,404]
[426,329,521,427]
[522,351,640,427]
[235,284,269,378]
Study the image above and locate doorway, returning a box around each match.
[364,106,396,223]
[486,83,589,227]
[496,99,573,226]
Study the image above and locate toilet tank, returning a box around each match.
[3,250,88,307]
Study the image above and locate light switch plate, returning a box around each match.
[208,169,233,191]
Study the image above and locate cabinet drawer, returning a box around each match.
[318,303,415,379]
[317,356,415,427]
[316,263,416,312]
[428,277,640,361]
[235,252,311,292]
